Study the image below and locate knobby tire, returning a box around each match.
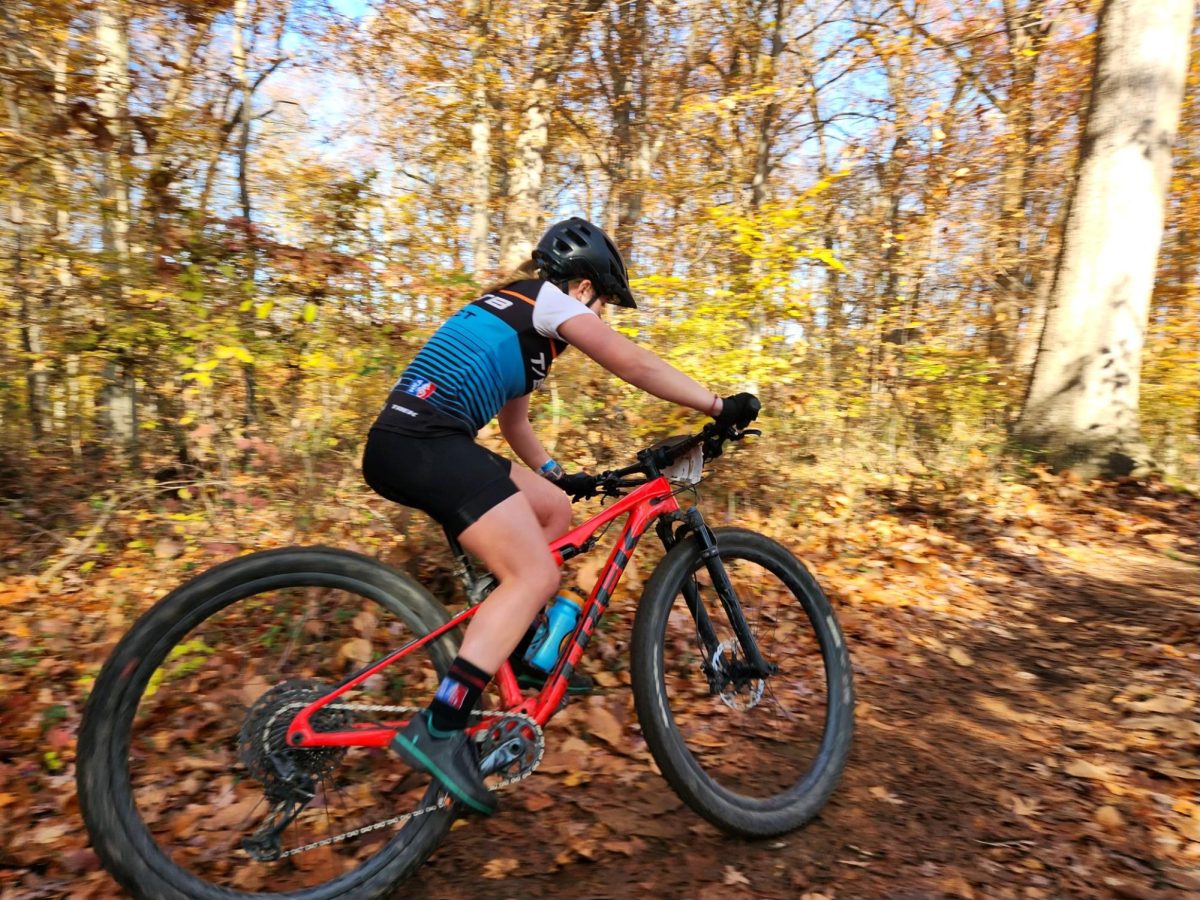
[631,527,855,836]
[76,547,459,900]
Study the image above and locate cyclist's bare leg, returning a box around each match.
[507,463,571,542]
[454,491,562,674]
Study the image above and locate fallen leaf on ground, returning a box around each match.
[1125,695,1194,714]
[339,637,372,665]
[1179,809,1200,842]
[1013,795,1041,816]
[869,786,905,805]
[723,865,751,886]
[1065,760,1111,780]
[1095,805,1123,828]
[154,538,183,560]
[481,857,519,879]
[523,792,554,812]
[586,703,624,749]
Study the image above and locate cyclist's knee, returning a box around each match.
[491,544,560,600]
[544,490,571,536]
[525,560,561,605]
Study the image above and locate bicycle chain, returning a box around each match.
[254,702,543,860]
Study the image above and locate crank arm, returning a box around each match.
[479,737,525,777]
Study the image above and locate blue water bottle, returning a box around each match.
[524,592,583,672]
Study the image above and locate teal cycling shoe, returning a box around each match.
[391,710,497,816]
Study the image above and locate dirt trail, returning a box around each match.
[4,480,1197,900]
[404,542,1200,900]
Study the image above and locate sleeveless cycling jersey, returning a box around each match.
[372,279,596,437]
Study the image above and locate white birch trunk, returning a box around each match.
[469,99,492,275]
[467,0,492,276]
[498,3,600,267]
[96,0,131,280]
[96,0,137,462]
[1014,0,1194,475]
[501,75,549,269]
[2,44,49,441]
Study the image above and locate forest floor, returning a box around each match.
[0,457,1197,899]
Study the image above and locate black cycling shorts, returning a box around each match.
[361,428,517,539]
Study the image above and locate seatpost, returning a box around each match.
[445,529,493,605]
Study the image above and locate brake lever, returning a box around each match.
[592,472,619,499]
[703,425,762,460]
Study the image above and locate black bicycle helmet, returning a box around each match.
[532,217,636,308]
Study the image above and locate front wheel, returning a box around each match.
[76,546,460,900]
[631,527,854,837]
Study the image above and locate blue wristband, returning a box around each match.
[538,458,559,476]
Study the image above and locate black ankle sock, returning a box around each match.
[428,657,491,733]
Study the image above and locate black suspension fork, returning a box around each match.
[657,514,720,658]
[657,508,775,678]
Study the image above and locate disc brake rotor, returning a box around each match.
[713,640,766,711]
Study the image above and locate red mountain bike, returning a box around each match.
[77,422,854,899]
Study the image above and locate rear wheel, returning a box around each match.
[631,527,854,836]
[77,547,460,900]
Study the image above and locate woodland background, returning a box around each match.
[0,0,1196,483]
[0,1,1198,898]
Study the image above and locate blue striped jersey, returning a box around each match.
[372,279,595,436]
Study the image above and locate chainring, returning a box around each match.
[476,713,544,781]
[238,678,353,800]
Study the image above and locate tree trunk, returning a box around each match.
[96,0,131,288]
[101,358,137,453]
[870,52,913,413]
[1013,0,1194,476]
[498,2,601,267]
[466,0,492,277]
[232,0,260,441]
[49,40,76,454]
[2,45,49,442]
[989,0,1049,366]
[500,74,551,268]
[610,0,656,245]
[233,0,252,231]
[96,0,138,465]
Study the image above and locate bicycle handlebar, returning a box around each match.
[578,422,761,501]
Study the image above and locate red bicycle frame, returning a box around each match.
[285,475,681,751]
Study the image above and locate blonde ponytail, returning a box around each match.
[479,258,539,297]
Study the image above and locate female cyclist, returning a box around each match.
[362,217,759,814]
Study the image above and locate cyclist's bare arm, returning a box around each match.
[558,314,718,415]
[497,394,554,470]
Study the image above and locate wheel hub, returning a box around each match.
[712,640,766,711]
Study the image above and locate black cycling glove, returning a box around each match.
[555,471,598,501]
[713,392,761,431]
